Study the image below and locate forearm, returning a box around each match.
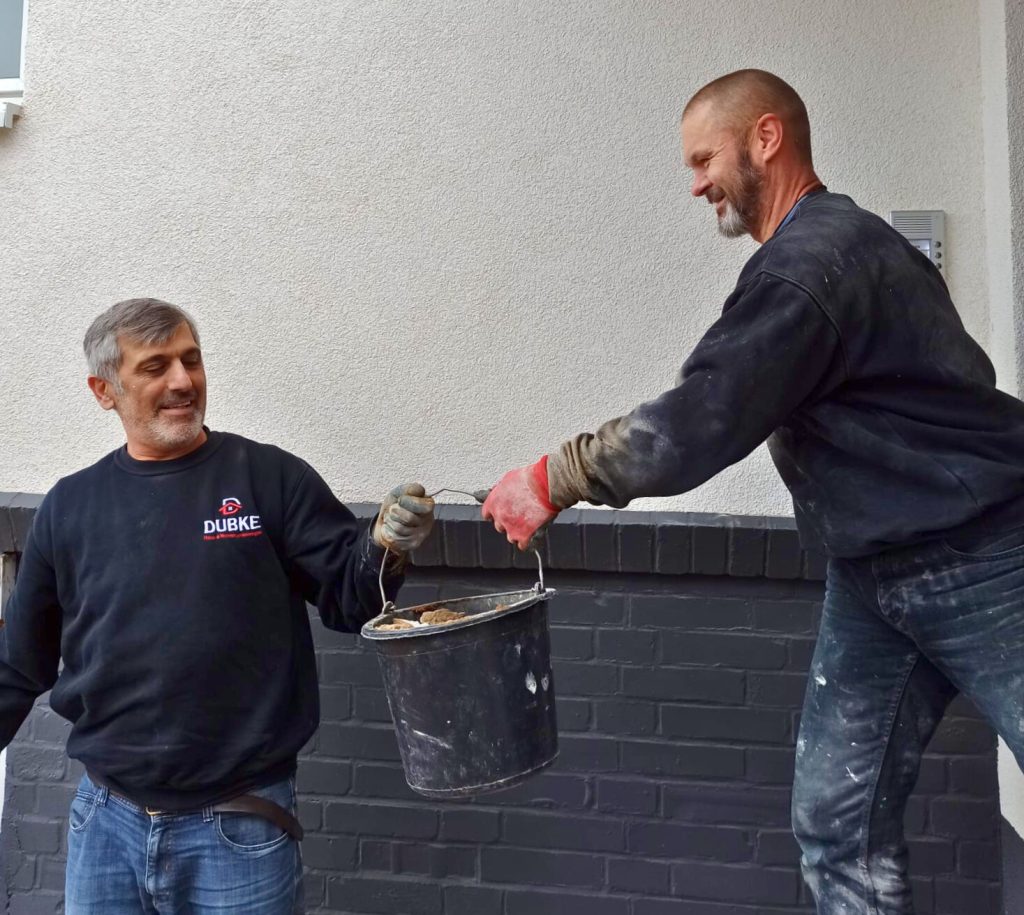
[329,525,405,631]
[549,415,666,509]
[0,672,47,750]
[0,536,62,749]
[547,404,734,509]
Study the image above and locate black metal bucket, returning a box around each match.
[361,556,558,798]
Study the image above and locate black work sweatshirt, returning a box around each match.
[0,431,399,809]
[548,191,1024,557]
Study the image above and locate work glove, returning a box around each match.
[481,456,560,550]
[373,483,436,553]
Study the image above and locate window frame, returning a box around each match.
[0,0,27,126]
[0,0,27,94]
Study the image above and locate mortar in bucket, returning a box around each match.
[361,544,558,798]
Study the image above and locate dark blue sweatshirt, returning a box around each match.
[0,431,399,809]
[548,191,1024,557]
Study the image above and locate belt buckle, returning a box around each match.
[144,806,163,816]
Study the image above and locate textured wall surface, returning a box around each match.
[0,0,990,520]
[0,506,1003,914]
[981,0,1018,396]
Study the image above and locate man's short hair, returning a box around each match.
[683,69,813,163]
[84,298,200,382]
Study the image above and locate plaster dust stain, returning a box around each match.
[376,601,516,633]
[376,618,416,632]
[419,608,466,625]
[412,729,452,750]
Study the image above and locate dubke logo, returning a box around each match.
[218,497,242,517]
[203,497,262,541]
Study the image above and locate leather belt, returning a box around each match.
[205,795,303,841]
[92,774,304,841]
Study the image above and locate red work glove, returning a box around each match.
[481,456,559,550]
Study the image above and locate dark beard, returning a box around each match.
[718,148,765,238]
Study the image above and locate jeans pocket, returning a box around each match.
[943,524,1024,560]
[68,790,98,834]
[215,814,290,853]
[214,778,295,855]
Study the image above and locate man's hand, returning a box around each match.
[482,456,559,550]
[373,483,436,553]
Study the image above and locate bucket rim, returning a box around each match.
[360,587,556,641]
[405,751,559,797]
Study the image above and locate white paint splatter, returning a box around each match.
[541,675,550,691]
[412,730,452,750]
[525,672,537,694]
[845,766,861,783]
[815,674,827,686]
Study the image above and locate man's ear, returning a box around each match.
[88,375,117,412]
[751,112,784,165]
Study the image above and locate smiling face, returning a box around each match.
[681,100,765,238]
[89,321,208,460]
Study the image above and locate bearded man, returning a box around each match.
[483,69,1024,914]
[0,297,435,913]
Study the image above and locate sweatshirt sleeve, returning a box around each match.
[0,505,63,750]
[282,464,403,632]
[547,271,846,508]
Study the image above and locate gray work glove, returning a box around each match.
[373,483,436,553]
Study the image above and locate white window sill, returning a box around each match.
[0,93,22,128]
[1,99,21,128]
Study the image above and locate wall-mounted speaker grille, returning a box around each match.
[889,210,946,276]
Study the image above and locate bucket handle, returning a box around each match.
[375,486,546,613]
[378,543,545,614]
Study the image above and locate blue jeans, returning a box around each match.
[65,774,304,914]
[793,525,1024,914]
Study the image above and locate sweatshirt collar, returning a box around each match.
[113,428,225,476]
[773,186,828,236]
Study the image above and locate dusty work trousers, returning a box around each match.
[65,774,304,914]
[792,524,1024,914]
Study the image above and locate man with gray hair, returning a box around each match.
[0,297,434,913]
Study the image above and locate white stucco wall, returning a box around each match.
[0,0,989,518]
[982,0,1018,398]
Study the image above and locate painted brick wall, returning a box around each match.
[0,501,1004,913]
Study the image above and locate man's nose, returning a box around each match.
[166,360,194,389]
[691,173,711,198]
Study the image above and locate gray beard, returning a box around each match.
[147,412,204,449]
[717,203,749,238]
[716,153,764,239]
